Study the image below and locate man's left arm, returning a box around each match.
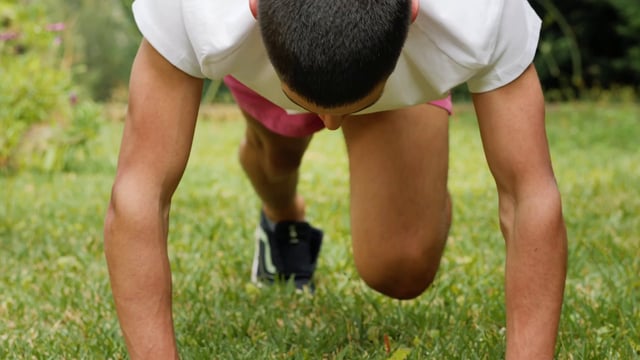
[472,64,567,359]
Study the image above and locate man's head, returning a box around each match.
[255,0,413,112]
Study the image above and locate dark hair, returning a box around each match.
[258,0,411,108]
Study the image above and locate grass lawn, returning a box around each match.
[0,102,638,359]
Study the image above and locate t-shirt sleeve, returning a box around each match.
[466,0,542,93]
[132,0,205,78]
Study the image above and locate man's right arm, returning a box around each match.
[104,39,203,359]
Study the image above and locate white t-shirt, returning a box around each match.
[132,0,541,114]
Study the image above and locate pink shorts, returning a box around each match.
[224,75,452,138]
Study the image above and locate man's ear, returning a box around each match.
[411,0,419,23]
[250,0,258,19]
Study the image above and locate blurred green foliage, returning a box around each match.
[532,0,640,100]
[43,0,140,101]
[0,0,102,172]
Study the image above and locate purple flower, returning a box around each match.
[0,31,18,41]
[46,22,65,32]
[69,92,78,106]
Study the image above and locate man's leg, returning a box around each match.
[237,109,324,289]
[342,103,451,299]
[238,110,312,222]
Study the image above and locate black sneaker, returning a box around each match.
[251,211,323,291]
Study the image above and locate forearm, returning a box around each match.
[501,188,567,359]
[104,196,178,360]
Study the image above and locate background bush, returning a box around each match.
[0,0,102,172]
[44,0,140,102]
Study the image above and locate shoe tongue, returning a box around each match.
[275,222,311,244]
[274,222,313,276]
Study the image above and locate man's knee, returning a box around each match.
[239,135,304,179]
[354,234,446,300]
[358,257,440,300]
[260,149,303,179]
[266,150,303,178]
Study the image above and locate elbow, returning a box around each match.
[498,181,567,247]
[499,178,564,219]
[530,183,565,227]
[103,175,170,256]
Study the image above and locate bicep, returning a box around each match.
[472,64,556,197]
[115,39,204,200]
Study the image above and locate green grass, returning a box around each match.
[1,102,638,359]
